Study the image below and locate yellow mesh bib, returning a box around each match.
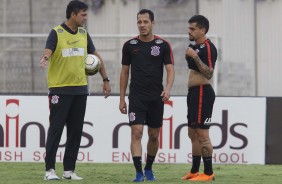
[48,25,88,88]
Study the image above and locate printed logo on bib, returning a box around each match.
[67,40,80,45]
[151,46,160,56]
[79,29,86,34]
[62,48,85,57]
[57,29,64,33]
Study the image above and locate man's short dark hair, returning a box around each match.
[137,9,154,22]
[188,15,209,34]
[66,0,88,19]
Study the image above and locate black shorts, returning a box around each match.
[128,96,164,128]
[187,84,215,129]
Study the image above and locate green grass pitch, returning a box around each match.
[1,162,282,184]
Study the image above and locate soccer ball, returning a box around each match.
[85,54,101,76]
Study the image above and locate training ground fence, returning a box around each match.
[0,34,219,95]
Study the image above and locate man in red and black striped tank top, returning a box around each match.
[181,15,217,181]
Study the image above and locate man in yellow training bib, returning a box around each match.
[39,0,111,181]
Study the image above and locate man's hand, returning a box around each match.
[119,100,127,114]
[185,47,198,59]
[161,89,171,101]
[40,56,49,69]
[103,82,111,98]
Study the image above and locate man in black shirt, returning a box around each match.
[119,9,175,182]
[181,15,217,181]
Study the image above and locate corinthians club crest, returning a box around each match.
[51,95,59,104]
[151,46,160,56]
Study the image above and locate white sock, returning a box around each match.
[64,170,73,175]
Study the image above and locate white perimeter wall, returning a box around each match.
[256,0,282,96]
[200,0,282,96]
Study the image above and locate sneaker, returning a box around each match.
[62,171,83,180]
[132,172,144,182]
[44,169,60,180]
[144,170,156,181]
[181,172,199,180]
[189,173,215,181]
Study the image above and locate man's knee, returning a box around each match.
[198,137,212,156]
[188,128,198,141]
[148,134,158,142]
[131,127,143,140]
[148,128,160,142]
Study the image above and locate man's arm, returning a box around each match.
[185,47,214,79]
[40,30,56,69]
[93,51,111,98]
[93,51,108,80]
[40,48,53,69]
[193,55,214,79]
[119,65,130,114]
[161,64,175,101]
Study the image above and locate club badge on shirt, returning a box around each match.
[151,46,160,56]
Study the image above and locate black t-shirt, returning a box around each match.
[122,36,174,99]
[185,39,217,72]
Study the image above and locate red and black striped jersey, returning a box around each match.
[185,39,217,72]
[122,35,174,99]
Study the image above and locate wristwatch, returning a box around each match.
[103,77,110,82]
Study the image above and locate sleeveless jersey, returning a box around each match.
[48,25,87,88]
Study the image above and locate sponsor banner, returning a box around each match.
[0,96,266,164]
